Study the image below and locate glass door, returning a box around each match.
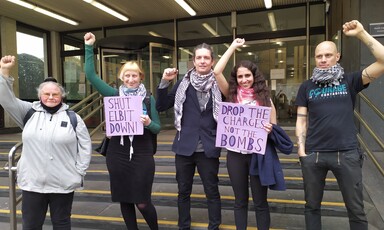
[236,36,307,126]
[148,43,175,128]
[100,44,175,128]
[101,48,143,87]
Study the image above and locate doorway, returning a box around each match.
[97,35,175,127]
[235,36,307,126]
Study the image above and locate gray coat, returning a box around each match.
[0,75,92,193]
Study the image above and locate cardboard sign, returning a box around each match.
[103,96,143,136]
[215,102,271,154]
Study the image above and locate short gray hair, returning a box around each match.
[37,81,67,99]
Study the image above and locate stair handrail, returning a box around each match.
[5,90,106,230]
[4,142,23,230]
[358,92,384,120]
[355,92,384,176]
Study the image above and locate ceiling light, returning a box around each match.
[7,0,33,9]
[83,0,129,21]
[175,0,196,16]
[7,0,79,25]
[148,31,162,37]
[268,12,277,31]
[264,0,272,9]
[202,23,219,37]
[103,54,119,58]
[275,41,283,46]
[34,7,79,25]
[179,47,193,56]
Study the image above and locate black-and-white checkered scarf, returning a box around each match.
[174,68,222,131]
[311,63,344,87]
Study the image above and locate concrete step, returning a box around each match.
[0,198,351,230]
[0,154,340,191]
[0,162,348,217]
[0,129,382,229]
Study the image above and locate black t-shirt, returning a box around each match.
[295,71,367,151]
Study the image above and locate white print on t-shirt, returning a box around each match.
[309,83,348,99]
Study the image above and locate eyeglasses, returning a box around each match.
[41,93,61,98]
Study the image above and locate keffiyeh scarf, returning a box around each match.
[311,63,344,87]
[118,83,147,160]
[174,68,222,131]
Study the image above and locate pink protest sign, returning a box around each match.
[103,96,143,136]
[215,102,271,154]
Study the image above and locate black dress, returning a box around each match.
[106,129,155,203]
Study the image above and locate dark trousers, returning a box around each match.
[227,151,270,230]
[300,149,368,230]
[175,152,221,230]
[21,190,74,230]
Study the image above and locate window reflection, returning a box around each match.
[106,22,174,40]
[64,56,85,100]
[16,30,46,100]
[178,15,231,40]
[237,7,306,33]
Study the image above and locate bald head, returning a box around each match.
[314,41,340,69]
[315,41,338,54]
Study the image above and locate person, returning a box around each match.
[295,20,384,230]
[84,32,161,230]
[156,43,222,230]
[214,38,293,230]
[0,55,92,230]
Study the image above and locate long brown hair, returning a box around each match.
[228,60,271,107]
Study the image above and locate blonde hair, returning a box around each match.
[118,61,144,81]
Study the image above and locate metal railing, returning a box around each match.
[355,92,384,176]
[5,142,22,230]
[4,91,105,230]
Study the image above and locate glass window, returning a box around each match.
[62,29,103,101]
[237,7,306,34]
[64,55,85,101]
[63,30,104,50]
[16,27,48,100]
[310,3,326,27]
[64,44,80,51]
[106,22,174,40]
[178,15,231,40]
[309,34,326,75]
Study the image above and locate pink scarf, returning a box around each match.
[236,86,258,105]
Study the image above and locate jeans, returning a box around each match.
[175,152,221,230]
[300,149,367,230]
[227,151,270,230]
[21,190,74,230]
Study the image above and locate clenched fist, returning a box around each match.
[84,32,96,46]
